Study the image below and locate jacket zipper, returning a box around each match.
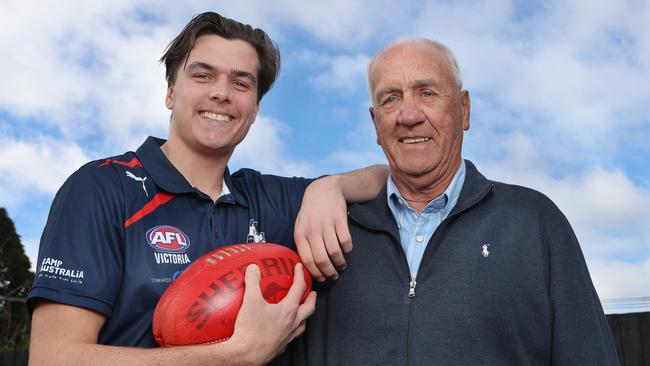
[404,184,493,366]
[348,182,494,365]
[407,277,417,366]
[408,278,417,298]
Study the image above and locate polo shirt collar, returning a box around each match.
[135,136,247,206]
[220,166,248,207]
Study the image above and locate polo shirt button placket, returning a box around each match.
[210,203,221,245]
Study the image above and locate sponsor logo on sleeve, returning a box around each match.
[146,225,191,265]
[38,257,84,284]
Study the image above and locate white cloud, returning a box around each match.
[229,0,404,48]
[230,115,315,177]
[0,0,171,148]
[310,54,371,93]
[591,258,650,299]
[0,137,89,196]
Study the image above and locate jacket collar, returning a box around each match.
[349,159,492,233]
[449,160,493,216]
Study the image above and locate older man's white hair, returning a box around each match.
[367,38,464,101]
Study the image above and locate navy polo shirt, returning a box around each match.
[29,136,312,348]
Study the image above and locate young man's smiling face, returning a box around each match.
[165,34,260,157]
[369,43,470,185]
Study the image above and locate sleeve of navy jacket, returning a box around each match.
[547,215,620,364]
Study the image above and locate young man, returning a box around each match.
[28,12,386,366]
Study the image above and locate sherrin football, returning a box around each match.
[152,243,311,347]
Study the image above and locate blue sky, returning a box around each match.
[1,0,649,312]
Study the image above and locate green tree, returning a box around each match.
[0,207,34,351]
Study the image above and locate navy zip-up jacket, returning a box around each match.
[297,160,618,366]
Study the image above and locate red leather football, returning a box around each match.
[152,243,311,347]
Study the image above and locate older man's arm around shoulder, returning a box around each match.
[29,263,316,366]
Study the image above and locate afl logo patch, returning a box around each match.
[146,225,190,253]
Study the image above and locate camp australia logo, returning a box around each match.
[146,225,191,264]
[38,257,84,284]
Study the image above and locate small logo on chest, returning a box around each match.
[146,225,191,265]
[246,219,266,243]
[146,225,191,253]
[482,244,490,258]
[126,171,149,196]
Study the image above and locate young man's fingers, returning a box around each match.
[335,216,353,254]
[295,291,317,322]
[296,234,325,281]
[309,234,339,281]
[281,263,308,305]
[241,263,264,303]
[323,226,346,271]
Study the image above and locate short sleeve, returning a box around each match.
[258,173,315,222]
[28,162,125,317]
[231,169,315,221]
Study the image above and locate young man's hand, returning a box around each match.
[294,176,352,282]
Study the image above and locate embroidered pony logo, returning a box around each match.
[482,244,490,258]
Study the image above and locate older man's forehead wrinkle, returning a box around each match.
[411,79,437,88]
[376,78,439,97]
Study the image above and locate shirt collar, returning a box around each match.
[136,136,195,194]
[219,167,248,207]
[387,160,466,214]
[135,136,246,206]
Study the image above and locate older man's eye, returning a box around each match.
[382,96,398,105]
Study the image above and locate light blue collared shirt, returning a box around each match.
[387,160,466,279]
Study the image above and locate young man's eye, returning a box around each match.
[233,80,250,90]
[193,73,210,80]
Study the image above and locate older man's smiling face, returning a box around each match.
[369,43,470,186]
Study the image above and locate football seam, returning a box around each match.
[163,335,232,347]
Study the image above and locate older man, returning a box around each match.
[297,39,619,365]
